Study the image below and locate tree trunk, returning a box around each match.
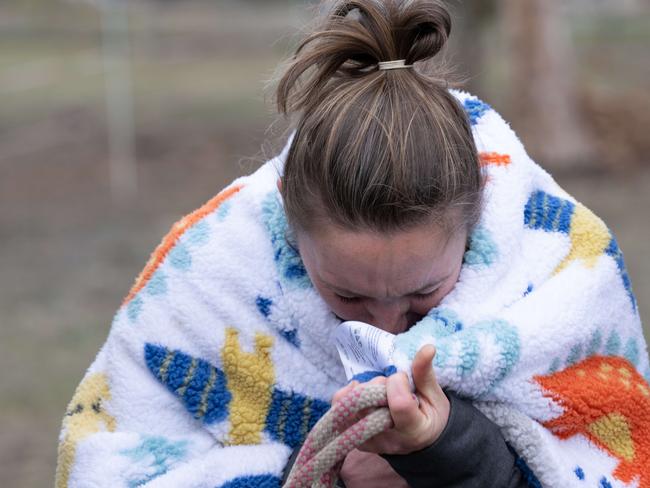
[500,0,594,171]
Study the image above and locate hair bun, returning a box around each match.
[396,1,451,64]
[275,0,452,115]
[329,0,451,67]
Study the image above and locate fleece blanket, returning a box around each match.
[56,90,649,488]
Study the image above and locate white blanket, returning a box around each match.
[56,90,649,488]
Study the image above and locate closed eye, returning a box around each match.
[336,294,362,304]
[411,290,437,301]
[336,289,438,304]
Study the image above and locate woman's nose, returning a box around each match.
[366,299,409,334]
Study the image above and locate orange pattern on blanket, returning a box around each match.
[122,184,243,305]
[479,152,511,167]
[535,356,650,487]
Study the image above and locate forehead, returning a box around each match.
[298,222,466,297]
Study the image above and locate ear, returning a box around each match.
[277,178,282,193]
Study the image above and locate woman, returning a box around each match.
[56,1,647,487]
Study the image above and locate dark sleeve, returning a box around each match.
[381,390,530,488]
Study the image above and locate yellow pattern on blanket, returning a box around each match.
[56,372,116,488]
[555,203,611,275]
[222,327,275,445]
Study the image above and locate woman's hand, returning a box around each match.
[332,345,450,455]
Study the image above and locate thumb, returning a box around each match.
[411,345,440,401]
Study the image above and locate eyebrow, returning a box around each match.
[323,275,449,298]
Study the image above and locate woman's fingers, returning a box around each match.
[411,344,441,403]
[385,372,420,431]
[332,380,359,404]
[362,346,451,454]
[330,357,449,455]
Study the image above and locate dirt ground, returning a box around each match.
[1,2,648,487]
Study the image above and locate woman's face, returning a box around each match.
[296,221,467,335]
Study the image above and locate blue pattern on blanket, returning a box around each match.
[351,365,398,383]
[506,444,542,488]
[261,192,311,288]
[145,344,231,424]
[463,97,491,125]
[605,236,637,312]
[524,191,637,312]
[255,295,300,348]
[265,388,330,449]
[279,328,300,348]
[218,475,280,488]
[145,344,328,448]
[524,190,575,233]
[120,435,188,487]
[600,477,613,488]
[574,466,585,480]
[256,296,273,318]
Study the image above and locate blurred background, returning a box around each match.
[1,0,648,485]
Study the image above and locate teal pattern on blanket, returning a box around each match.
[127,295,144,323]
[624,337,640,366]
[185,220,212,246]
[587,330,603,356]
[260,192,311,288]
[566,344,583,366]
[146,271,168,296]
[120,435,188,487]
[168,219,214,272]
[126,218,215,323]
[395,309,520,396]
[396,308,464,359]
[215,200,232,221]
[463,225,498,266]
[605,331,621,356]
